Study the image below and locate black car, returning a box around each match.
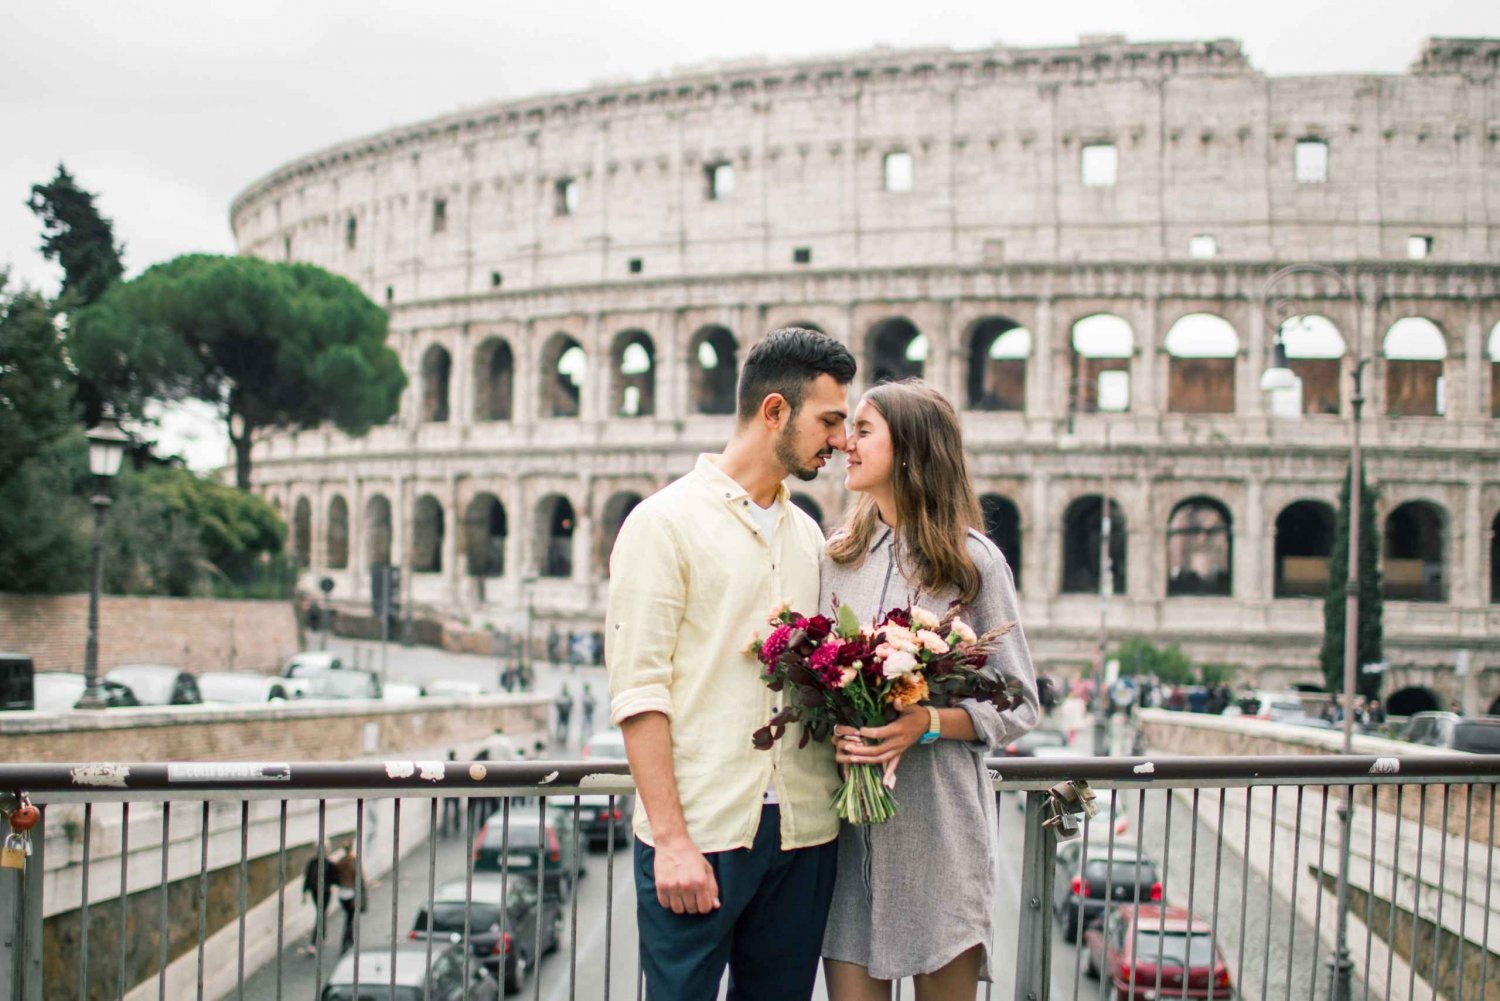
[1053,842,1162,942]
[410,875,561,995]
[474,806,585,898]
[320,940,498,1000]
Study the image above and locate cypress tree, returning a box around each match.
[1319,461,1384,698]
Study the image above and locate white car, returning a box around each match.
[197,672,292,704]
[427,679,486,698]
[280,651,343,678]
[582,728,627,761]
[381,681,425,701]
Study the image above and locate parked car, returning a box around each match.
[578,728,633,846]
[196,672,291,704]
[582,728,627,761]
[1082,904,1234,999]
[31,672,140,711]
[381,681,426,701]
[283,657,381,700]
[104,665,202,706]
[409,874,561,994]
[281,651,344,677]
[1401,711,1500,753]
[320,940,498,1001]
[474,805,585,897]
[1053,844,1162,942]
[1004,727,1071,757]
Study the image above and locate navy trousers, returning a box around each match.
[634,806,838,1001]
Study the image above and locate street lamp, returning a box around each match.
[77,408,129,709]
[1260,263,1364,1000]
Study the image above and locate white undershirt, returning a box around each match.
[747,499,783,805]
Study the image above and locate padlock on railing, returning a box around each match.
[1041,779,1099,842]
[0,791,36,869]
[1,834,25,871]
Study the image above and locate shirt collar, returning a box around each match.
[868,523,895,553]
[694,453,790,509]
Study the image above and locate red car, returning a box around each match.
[1082,905,1234,999]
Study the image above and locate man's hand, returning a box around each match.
[653,837,721,915]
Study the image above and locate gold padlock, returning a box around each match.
[1,834,25,870]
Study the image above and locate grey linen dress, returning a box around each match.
[819,525,1040,982]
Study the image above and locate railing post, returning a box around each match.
[0,805,43,1001]
[1013,790,1056,1001]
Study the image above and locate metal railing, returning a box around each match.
[1,753,1497,1000]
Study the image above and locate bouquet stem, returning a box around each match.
[833,763,897,825]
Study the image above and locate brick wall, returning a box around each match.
[0,593,299,673]
[0,693,548,763]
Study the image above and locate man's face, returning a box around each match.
[773,374,849,482]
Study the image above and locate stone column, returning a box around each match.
[1027,470,1052,601]
[1358,283,1381,418]
[1464,302,1484,420]
[1457,481,1482,606]
[349,474,365,599]
[1028,297,1055,421]
[1136,294,1161,417]
[1241,478,1266,601]
[452,326,472,428]
[589,313,610,423]
[1244,296,1268,418]
[445,473,463,606]
[506,478,529,584]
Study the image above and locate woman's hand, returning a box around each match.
[833,705,928,766]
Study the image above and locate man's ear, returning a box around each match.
[759,392,788,429]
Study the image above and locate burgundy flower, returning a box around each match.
[803,615,834,642]
[881,607,912,629]
[759,624,793,666]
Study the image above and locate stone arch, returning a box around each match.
[598,491,643,576]
[1275,315,1347,416]
[1061,495,1127,595]
[411,494,444,573]
[867,317,926,384]
[1489,321,1500,419]
[536,494,576,578]
[292,497,312,567]
[1164,314,1239,414]
[1387,686,1441,717]
[462,493,506,577]
[689,325,738,416]
[325,495,350,570]
[1166,495,1233,596]
[789,493,824,533]
[1070,314,1134,413]
[540,333,586,418]
[967,318,1030,412]
[473,337,514,421]
[420,344,452,423]
[612,330,656,417]
[1274,500,1336,598]
[979,494,1022,590]
[1383,499,1447,602]
[364,494,392,567]
[1383,317,1447,417]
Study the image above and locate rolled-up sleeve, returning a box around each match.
[960,546,1040,750]
[605,508,686,725]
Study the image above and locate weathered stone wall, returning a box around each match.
[0,593,299,673]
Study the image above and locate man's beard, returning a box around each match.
[775,423,829,482]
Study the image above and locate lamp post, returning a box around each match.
[1260,263,1363,1000]
[77,409,129,710]
[1063,374,1117,756]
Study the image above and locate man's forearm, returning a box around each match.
[620,711,692,846]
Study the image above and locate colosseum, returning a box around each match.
[230,35,1500,715]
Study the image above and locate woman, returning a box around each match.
[821,380,1039,1001]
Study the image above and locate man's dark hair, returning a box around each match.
[736,327,856,422]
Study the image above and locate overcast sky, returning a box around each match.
[6,0,1497,469]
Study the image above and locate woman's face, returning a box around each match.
[843,399,896,494]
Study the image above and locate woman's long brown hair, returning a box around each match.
[826,380,985,603]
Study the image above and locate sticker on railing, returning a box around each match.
[70,763,130,788]
[385,761,415,779]
[165,762,291,782]
[469,763,488,781]
[541,770,560,784]
[1132,762,1156,775]
[416,761,446,782]
[1369,757,1400,775]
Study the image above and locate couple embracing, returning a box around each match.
[606,327,1040,1001]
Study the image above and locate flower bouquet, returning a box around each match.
[749,600,1019,824]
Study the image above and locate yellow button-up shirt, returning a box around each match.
[605,454,840,852]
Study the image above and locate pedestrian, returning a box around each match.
[499,662,516,693]
[332,845,364,954]
[547,627,561,666]
[581,683,597,737]
[555,685,574,745]
[606,327,855,999]
[299,846,339,955]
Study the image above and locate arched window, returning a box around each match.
[365,495,392,568]
[412,495,444,573]
[1387,687,1440,717]
[1070,314,1133,413]
[868,318,926,384]
[325,496,349,570]
[690,326,738,415]
[473,338,514,421]
[1274,500,1336,598]
[789,493,824,533]
[599,492,643,576]
[1164,315,1239,414]
[612,331,656,417]
[1384,500,1446,601]
[967,319,1030,412]
[537,495,575,578]
[1166,497,1232,596]
[420,345,452,423]
[292,498,312,567]
[1062,495,1127,595]
[979,494,1022,590]
[463,494,506,577]
[1273,315,1346,417]
[1488,322,1500,419]
[540,334,586,418]
[1383,318,1447,417]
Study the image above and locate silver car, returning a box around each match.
[320,941,498,1001]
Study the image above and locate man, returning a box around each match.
[555,684,575,745]
[299,845,339,956]
[606,327,855,1000]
